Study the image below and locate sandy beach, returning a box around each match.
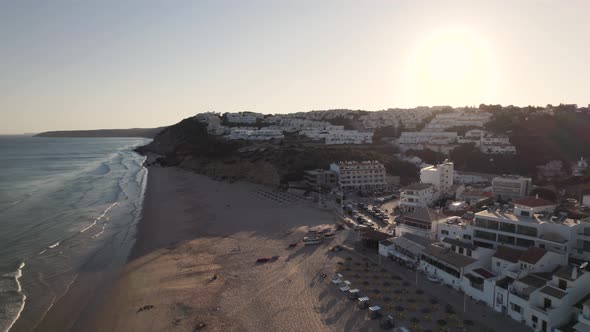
[55,166,351,332]
[30,165,526,332]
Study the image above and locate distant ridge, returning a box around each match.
[35,127,166,138]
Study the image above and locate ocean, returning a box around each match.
[0,136,150,332]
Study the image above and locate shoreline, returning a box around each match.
[33,165,344,331]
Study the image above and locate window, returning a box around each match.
[558,279,567,290]
[498,234,515,245]
[499,222,516,233]
[441,230,449,235]
[510,303,522,313]
[544,298,552,310]
[516,225,538,237]
[532,315,538,323]
[474,230,497,241]
[496,261,501,267]
[516,238,535,248]
[459,247,464,255]
[451,245,456,251]
[463,234,472,240]
[539,244,546,249]
[467,249,472,257]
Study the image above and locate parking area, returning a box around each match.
[342,198,399,234]
[325,234,530,332]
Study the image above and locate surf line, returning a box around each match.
[80,202,119,233]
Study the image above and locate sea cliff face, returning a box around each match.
[134,117,282,185]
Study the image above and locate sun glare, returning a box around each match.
[403,28,497,105]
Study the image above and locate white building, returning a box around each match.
[492,175,532,200]
[395,207,447,240]
[557,293,590,332]
[398,183,435,211]
[471,197,590,261]
[329,161,386,192]
[494,265,590,332]
[224,112,264,124]
[380,233,434,265]
[324,130,373,145]
[438,217,474,243]
[491,246,567,279]
[420,159,454,197]
[480,134,517,154]
[419,242,480,290]
[398,131,458,145]
[423,111,492,132]
[304,169,338,189]
[226,127,284,141]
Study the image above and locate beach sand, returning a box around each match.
[53,166,354,332]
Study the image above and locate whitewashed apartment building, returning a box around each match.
[471,197,590,261]
[224,112,264,124]
[420,159,454,197]
[423,111,492,132]
[480,134,517,154]
[226,127,284,140]
[398,131,458,145]
[492,175,532,200]
[399,183,435,211]
[329,160,386,192]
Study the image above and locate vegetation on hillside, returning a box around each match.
[138,117,419,186]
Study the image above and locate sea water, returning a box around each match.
[0,136,149,332]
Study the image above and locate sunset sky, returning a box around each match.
[1,0,589,134]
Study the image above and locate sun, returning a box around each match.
[426,36,478,83]
[402,28,497,105]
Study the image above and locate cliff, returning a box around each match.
[35,127,165,138]
[135,116,418,187]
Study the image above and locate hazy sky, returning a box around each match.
[1,0,589,134]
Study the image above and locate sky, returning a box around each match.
[1,0,589,134]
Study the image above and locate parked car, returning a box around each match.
[427,275,441,283]
[392,327,410,332]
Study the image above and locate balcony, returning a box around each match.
[509,289,529,301]
[577,232,590,240]
[531,304,553,314]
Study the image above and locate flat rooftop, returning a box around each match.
[475,209,579,227]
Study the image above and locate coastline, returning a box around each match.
[34,165,345,331]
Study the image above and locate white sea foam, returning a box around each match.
[91,225,106,239]
[48,242,60,249]
[80,202,118,233]
[3,262,27,332]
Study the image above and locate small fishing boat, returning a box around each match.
[303,236,324,245]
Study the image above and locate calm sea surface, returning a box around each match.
[0,136,149,332]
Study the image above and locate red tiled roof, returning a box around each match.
[519,246,548,264]
[493,246,524,263]
[473,268,496,279]
[513,196,556,208]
